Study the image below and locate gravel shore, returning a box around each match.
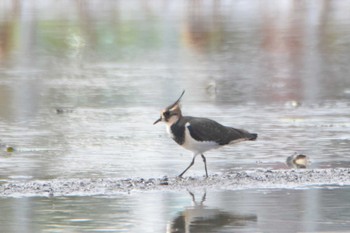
[1,168,350,197]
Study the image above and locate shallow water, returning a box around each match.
[1,188,350,233]
[1,0,350,232]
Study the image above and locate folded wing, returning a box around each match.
[185,117,256,146]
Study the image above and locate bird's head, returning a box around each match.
[154,90,185,125]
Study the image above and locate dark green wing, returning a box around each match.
[185,117,256,145]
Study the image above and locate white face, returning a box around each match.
[154,102,182,125]
[164,113,179,125]
[160,107,180,125]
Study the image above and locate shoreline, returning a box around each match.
[1,168,349,197]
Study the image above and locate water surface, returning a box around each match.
[1,188,350,233]
[1,1,350,232]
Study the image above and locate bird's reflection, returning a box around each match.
[167,191,257,233]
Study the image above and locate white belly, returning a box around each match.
[182,125,219,154]
[166,123,220,154]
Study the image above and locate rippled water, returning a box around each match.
[1,0,350,232]
[1,189,350,232]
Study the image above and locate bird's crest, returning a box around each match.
[154,90,185,125]
[166,90,185,111]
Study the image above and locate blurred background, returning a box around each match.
[1,0,350,179]
[1,1,350,232]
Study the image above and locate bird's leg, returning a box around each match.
[179,154,197,178]
[187,190,196,203]
[200,191,206,205]
[201,154,208,178]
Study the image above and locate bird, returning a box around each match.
[286,153,309,169]
[154,90,258,178]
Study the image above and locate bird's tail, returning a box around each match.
[248,133,258,141]
[228,127,258,142]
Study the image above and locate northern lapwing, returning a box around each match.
[286,153,309,169]
[154,90,258,178]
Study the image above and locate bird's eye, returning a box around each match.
[163,111,170,117]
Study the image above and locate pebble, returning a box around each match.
[0,168,350,197]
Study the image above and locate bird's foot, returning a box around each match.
[177,175,184,180]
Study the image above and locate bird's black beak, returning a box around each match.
[154,90,185,125]
[153,117,162,125]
